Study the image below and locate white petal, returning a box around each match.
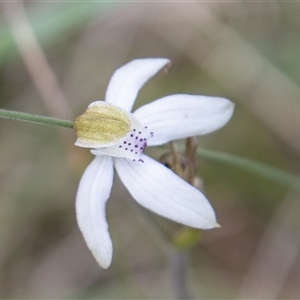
[134,94,235,146]
[105,58,171,112]
[76,155,114,269]
[115,155,218,229]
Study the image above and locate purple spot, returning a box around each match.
[135,145,138,148]
[130,134,134,137]
[138,131,141,134]
[139,138,143,142]
[123,141,127,144]
[135,137,138,140]
[125,148,128,150]
[119,145,122,148]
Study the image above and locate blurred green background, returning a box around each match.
[1,1,300,299]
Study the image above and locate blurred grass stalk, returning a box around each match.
[0,108,73,129]
[147,4,300,154]
[1,0,115,173]
[3,1,73,121]
[0,1,113,66]
[198,148,300,190]
[3,1,76,167]
[238,190,300,299]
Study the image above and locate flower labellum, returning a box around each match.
[75,58,235,269]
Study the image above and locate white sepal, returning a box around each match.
[114,155,218,229]
[105,58,171,112]
[76,155,114,269]
[134,94,235,146]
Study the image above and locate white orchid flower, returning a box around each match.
[74,58,234,269]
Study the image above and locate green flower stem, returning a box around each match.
[198,148,300,189]
[0,108,73,129]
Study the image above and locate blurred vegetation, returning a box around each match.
[1,1,300,299]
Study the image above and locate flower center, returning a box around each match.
[118,126,153,162]
[91,113,153,162]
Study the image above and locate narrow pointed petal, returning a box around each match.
[76,155,114,269]
[105,58,171,112]
[115,156,218,229]
[134,95,235,146]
